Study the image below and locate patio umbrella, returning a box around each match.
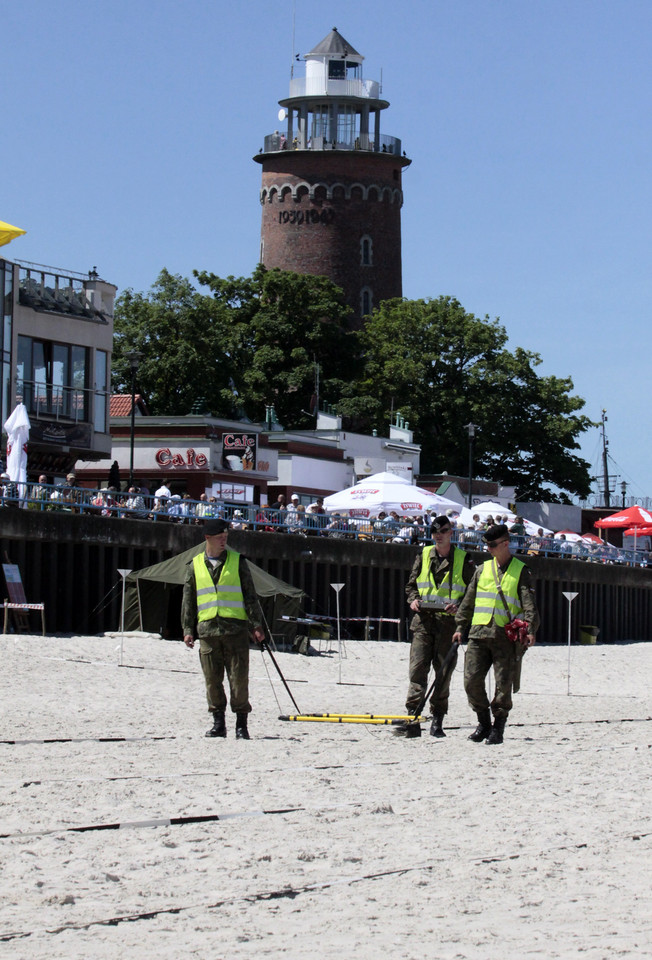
[457,501,516,528]
[3,402,30,503]
[581,533,604,544]
[553,529,584,542]
[323,471,462,518]
[0,220,26,246]
[595,505,652,554]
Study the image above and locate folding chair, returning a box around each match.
[2,563,46,636]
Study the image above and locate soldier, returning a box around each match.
[405,515,475,736]
[453,523,540,744]
[182,518,265,739]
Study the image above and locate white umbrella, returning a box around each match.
[457,501,516,528]
[323,471,462,518]
[4,402,30,497]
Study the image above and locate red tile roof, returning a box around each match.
[110,394,147,417]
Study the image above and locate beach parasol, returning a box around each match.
[323,472,462,518]
[595,505,652,554]
[3,402,30,503]
[0,220,26,247]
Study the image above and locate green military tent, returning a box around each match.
[122,544,304,640]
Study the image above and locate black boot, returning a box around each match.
[468,709,492,742]
[205,710,226,738]
[486,715,507,745]
[430,713,446,738]
[235,712,251,740]
[404,722,422,738]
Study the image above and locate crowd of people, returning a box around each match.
[0,474,645,564]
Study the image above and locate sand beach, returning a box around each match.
[1,633,650,959]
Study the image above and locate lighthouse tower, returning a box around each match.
[254,27,411,325]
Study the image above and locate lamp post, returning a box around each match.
[125,350,142,489]
[621,480,627,509]
[466,422,478,508]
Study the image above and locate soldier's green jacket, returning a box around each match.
[182,550,263,640]
[454,557,540,641]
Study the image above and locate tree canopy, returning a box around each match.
[112,271,593,502]
[112,265,354,426]
[337,296,593,501]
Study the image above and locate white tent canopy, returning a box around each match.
[323,472,462,518]
[456,501,516,527]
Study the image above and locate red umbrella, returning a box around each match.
[623,526,652,536]
[596,505,652,554]
[581,533,604,544]
[594,505,652,528]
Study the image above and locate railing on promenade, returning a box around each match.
[2,507,652,643]
[0,483,647,568]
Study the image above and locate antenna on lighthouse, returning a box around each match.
[290,0,297,79]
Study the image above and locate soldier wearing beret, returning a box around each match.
[405,515,475,736]
[182,518,265,739]
[453,523,540,744]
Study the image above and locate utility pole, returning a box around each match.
[601,410,610,508]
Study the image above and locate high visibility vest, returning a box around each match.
[193,550,247,622]
[416,545,467,609]
[471,557,525,627]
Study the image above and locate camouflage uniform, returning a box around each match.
[455,558,539,719]
[182,550,263,715]
[405,546,475,715]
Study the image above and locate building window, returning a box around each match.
[360,235,373,266]
[311,104,330,141]
[1,260,13,429]
[361,287,373,316]
[94,350,108,433]
[17,335,89,421]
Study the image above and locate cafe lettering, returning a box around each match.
[155,448,208,468]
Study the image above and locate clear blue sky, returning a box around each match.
[4,0,651,503]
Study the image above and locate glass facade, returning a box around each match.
[17,334,89,421]
[94,349,108,433]
[1,260,12,429]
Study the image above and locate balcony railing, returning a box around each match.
[16,378,108,424]
[262,132,403,156]
[288,77,381,100]
[17,265,108,322]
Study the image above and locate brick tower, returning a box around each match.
[254,27,411,326]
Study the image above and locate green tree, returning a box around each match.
[194,264,355,428]
[338,296,593,502]
[112,269,235,416]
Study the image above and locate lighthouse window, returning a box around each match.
[329,59,345,79]
[361,287,373,316]
[312,104,330,141]
[360,236,373,266]
[337,105,356,146]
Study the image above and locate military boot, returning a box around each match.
[486,715,507,745]
[430,713,446,738]
[235,712,251,740]
[468,709,492,742]
[205,710,226,738]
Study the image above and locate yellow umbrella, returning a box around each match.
[0,220,26,247]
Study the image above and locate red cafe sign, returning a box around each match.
[155,447,208,468]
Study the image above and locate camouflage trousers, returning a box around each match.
[463,633,524,719]
[198,629,251,714]
[405,615,458,716]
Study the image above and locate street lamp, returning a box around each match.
[466,422,478,508]
[621,480,627,508]
[125,350,142,489]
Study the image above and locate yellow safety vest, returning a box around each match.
[416,545,467,609]
[472,557,525,627]
[193,550,247,622]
